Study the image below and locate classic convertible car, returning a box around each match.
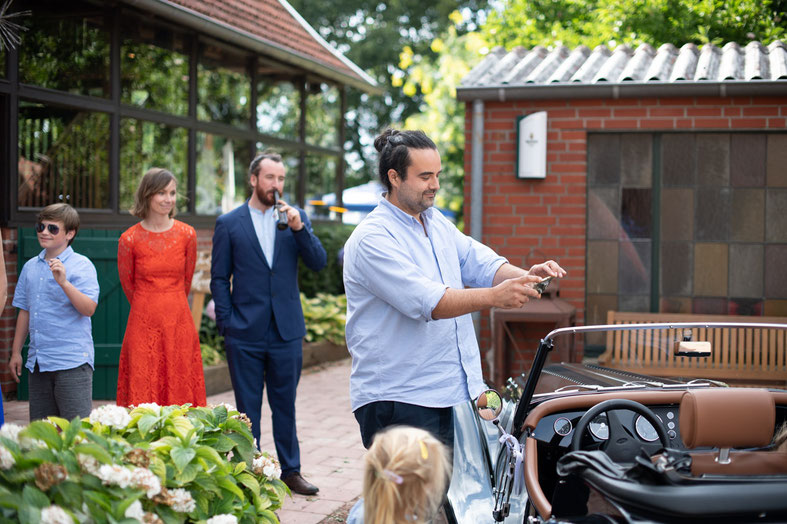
[447,321,787,523]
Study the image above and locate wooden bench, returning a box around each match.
[598,311,787,385]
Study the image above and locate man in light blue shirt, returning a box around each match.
[344,128,566,449]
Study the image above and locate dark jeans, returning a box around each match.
[354,400,455,450]
[28,362,93,421]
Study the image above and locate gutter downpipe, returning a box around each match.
[470,99,485,345]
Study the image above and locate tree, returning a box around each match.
[288,0,489,187]
[482,0,786,49]
[401,16,489,229]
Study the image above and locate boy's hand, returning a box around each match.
[48,258,67,285]
[9,353,23,383]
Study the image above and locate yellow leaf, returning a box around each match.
[403,83,417,97]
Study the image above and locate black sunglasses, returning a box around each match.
[35,223,61,235]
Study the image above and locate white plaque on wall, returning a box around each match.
[516,111,547,179]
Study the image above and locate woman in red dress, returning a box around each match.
[116,168,206,407]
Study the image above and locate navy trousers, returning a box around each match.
[354,400,455,450]
[224,326,302,477]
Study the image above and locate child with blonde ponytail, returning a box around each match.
[347,426,452,523]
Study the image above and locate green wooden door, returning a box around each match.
[17,228,128,400]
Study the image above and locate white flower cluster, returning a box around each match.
[89,405,132,429]
[125,500,145,521]
[206,515,238,524]
[168,488,196,513]
[95,465,161,498]
[252,454,281,480]
[40,505,71,524]
[0,422,46,449]
[0,445,15,470]
[77,454,100,475]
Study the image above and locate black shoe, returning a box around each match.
[282,472,319,495]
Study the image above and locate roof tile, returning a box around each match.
[462,40,787,87]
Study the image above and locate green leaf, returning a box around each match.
[195,446,225,468]
[258,509,279,524]
[170,446,196,472]
[62,418,83,448]
[213,405,229,424]
[169,416,194,440]
[20,421,61,450]
[149,456,166,479]
[234,462,247,476]
[214,433,236,453]
[236,472,260,497]
[174,463,200,485]
[73,443,113,464]
[137,414,159,437]
[226,433,254,464]
[17,504,40,524]
[216,476,246,500]
[83,490,112,512]
[21,485,50,509]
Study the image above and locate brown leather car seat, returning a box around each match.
[679,388,787,476]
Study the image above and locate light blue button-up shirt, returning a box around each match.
[249,205,276,267]
[13,246,99,372]
[344,197,507,411]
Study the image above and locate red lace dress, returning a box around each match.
[116,220,206,407]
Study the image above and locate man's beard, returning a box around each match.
[255,184,276,206]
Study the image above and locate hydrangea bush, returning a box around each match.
[0,403,287,523]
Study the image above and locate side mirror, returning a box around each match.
[476,389,503,421]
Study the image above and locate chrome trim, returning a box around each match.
[545,322,787,342]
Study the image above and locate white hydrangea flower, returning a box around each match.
[77,454,100,475]
[0,423,45,449]
[226,450,234,461]
[206,515,238,524]
[168,488,195,513]
[0,446,15,470]
[125,500,145,521]
[89,405,132,429]
[0,423,23,443]
[96,464,133,489]
[40,505,72,524]
[130,467,162,498]
[252,454,281,480]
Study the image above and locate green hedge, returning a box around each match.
[298,221,355,297]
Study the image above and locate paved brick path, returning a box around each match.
[3,358,364,524]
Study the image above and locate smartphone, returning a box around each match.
[534,276,553,294]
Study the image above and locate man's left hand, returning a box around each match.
[529,260,566,279]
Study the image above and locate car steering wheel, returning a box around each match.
[571,399,669,462]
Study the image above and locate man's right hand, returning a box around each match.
[493,274,542,309]
[9,353,23,383]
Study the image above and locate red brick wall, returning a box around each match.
[463,95,787,378]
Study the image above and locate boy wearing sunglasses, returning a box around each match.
[10,203,99,421]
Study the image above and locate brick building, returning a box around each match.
[457,41,787,382]
[0,0,377,398]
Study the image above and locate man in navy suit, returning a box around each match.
[210,151,326,495]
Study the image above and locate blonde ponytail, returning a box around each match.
[362,426,451,524]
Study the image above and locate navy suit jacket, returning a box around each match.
[210,202,327,342]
